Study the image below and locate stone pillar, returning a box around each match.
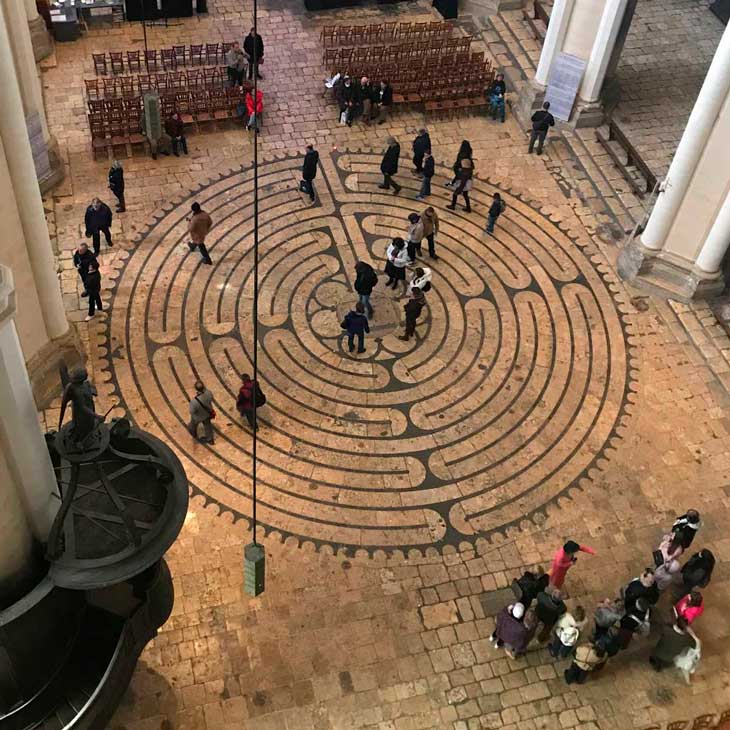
[618,23,730,301]
[534,0,575,86]
[0,266,57,577]
[25,0,53,62]
[2,0,63,191]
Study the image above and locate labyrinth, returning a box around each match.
[103,150,631,553]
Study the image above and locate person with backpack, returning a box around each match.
[236,373,265,431]
[354,261,377,318]
[528,101,555,155]
[188,381,215,444]
[342,302,370,354]
[564,642,608,685]
[399,287,425,342]
[486,192,505,235]
[300,144,319,203]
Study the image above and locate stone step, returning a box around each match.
[499,10,541,71]
[486,12,535,80]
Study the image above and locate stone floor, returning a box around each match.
[39,1,730,728]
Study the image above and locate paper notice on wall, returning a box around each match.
[545,52,586,122]
[27,112,52,183]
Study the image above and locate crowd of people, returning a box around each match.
[491,511,713,686]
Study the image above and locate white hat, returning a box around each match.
[511,602,525,620]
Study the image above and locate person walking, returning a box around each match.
[548,606,586,659]
[243,27,264,80]
[446,140,472,187]
[187,202,213,265]
[236,373,265,431]
[165,112,188,156]
[422,207,439,260]
[84,197,113,255]
[84,260,103,322]
[384,238,409,295]
[490,602,531,658]
[376,80,392,124]
[548,540,596,590]
[226,41,245,86]
[408,266,432,296]
[108,160,125,212]
[342,302,369,354]
[671,510,701,549]
[535,587,567,643]
[649,616,696,673]
[411,128,431,175]
[379,138,401,194]
[245,87,263,132]
[300,144,319,203]
[486,192,506,234]
[188,381,215,444]
[528,101,555,155]
[416,150,434,201]
[564,642,607,685]
[406,212,424,263]
[487,73,507,123]
[399,287,425,342]
[354,261,377,318]
[446,158,473,213]
[73,242,97,298]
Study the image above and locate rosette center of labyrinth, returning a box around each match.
[106,151,630,552]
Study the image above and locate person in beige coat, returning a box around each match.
[406,212,424,263]
[421,207,439,260]
[187,202,213,265]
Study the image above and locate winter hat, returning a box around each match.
[511,602,525,620]
[564,540,580,554]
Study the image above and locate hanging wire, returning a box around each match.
[251,0,259,546]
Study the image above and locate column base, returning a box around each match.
[513,80,546,131]
[28,16,53,63]
[38,135,65,195]
[26,326,84,409]
[618,237,726,302]
[571,100,606,128]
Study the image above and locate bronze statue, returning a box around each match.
[58,367,100,445]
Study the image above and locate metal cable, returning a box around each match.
[251,0,259,546]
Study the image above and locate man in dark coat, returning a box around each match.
[84,198,113,255]
[649,617,695,671]
[376,80,393,124]
[671,510,701,549]
[411,128,431,175]
[528,101,555,155]
[84,260,102,321]
[108,161,125,212]
[342,302,369,354]
[336,76,358,127]
[354,261,377,318]
[73,242,97,298]
[399,287,425,342]
[164,113,188,156]
[487,73,507,122]
[535,587,567,642]
[623,569,659,611]
[416,150,435,200]
[243,28,264,80]
[379,138,401,194]
[300,145,319,202]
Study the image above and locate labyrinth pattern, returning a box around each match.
[103,150,632,553]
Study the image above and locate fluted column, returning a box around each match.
[534,0,576,87]
[25,0,54,63]
[0,3,68,340]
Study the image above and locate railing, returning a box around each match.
[596,119,658,197]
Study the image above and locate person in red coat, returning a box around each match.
[549,540,596,590]
[245,88,263,132]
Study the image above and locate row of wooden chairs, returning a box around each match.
[323,36,474,67]
[89,107,146,159]
[91,43,236,75]
[642,710,730,730]
[85,67,229,100]
[319,20,453,48]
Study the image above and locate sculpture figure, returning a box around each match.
[58,367,99,445]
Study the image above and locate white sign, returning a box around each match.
[545,52,586,122]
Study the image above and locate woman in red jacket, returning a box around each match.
[236,373,266,430]
[245,88,263,132]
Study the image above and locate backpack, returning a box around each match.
[254,382,267,407]
[500,199,506,213]
[366,268,378,288]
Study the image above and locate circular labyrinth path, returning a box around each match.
[104,150,632,553]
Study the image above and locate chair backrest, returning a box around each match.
[691,716,716,730]
[666,722,688,730]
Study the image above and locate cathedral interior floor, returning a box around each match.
[39,1,730,728]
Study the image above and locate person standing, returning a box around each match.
[108,160,125,212]
[84,197,113,255]
[655,557,682,593]
[188,381,215,444]
[680,549,715,594]
[359,76,375,122]
[336,76,357,126]
[408,266,431,296]
[446,140,472,187]
[446,158,473,213]
[490,602,531,658]
[342,302,370,354]
[398,287,425,342]
[405,212,424,263]
[649,617,696,672]
[243,27,264,80]
[354,261,377,318]
[236,373,265,431]
[486,192,505,234]
[617,597,650,650]
[300,144,319,203]
[416,150,434,201]
[376,80,392,124]
[421,207,439,260]
[226,41,245,86]
[487,73,507,122]
[675,590,704,625]
[187,202,213,265]
[671,510,701,549]
[73,242,97,298]
[379,138,401,194]
[84,260,103,322]
[535,587,567,643]
[623,569,660,611]
[245,87,263,132]
[548,606,586,659]
[592,597,623,642]
[564,642,607,685]
[511,565,549,610]
[384,238,409,295]
[411,128,431,175]
[165,112,188,156]
[548,540,596,590]
[528,101,555,155]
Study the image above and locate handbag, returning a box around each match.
[340,110,348,125]
[195,395,216,420]
[652,550,664,567]
[464,179,473,192]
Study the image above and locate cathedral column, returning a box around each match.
[25,0,53,62]
[534,0,575,87]
[618,23,730,300]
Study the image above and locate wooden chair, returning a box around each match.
[193,91,214,127]
[221,41,233,58]
[319,25,336,47]
[205,43,220,66]
[126,50,141,72]
[102,77,118,98]
[137,73,152,95]
[202,67,218,86]
[383,21,397,41]
[84,78,100,100]
[125,110,146,152]
[155,73,169,92]
[109,51,124,74]
[145,49,159,71]
[108,120,128,156]
[169,71,185,91]
[92,53,108,75]
[90,116,109,159]
[397,21,411,38]
[172,45,187,67]
[120,76,136,98]
[667,722,688,730]
[210,89,229,123]
[176,92,196,127]
[161,48,176,70]
[190,44,204,65]
[690,716,716,730]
